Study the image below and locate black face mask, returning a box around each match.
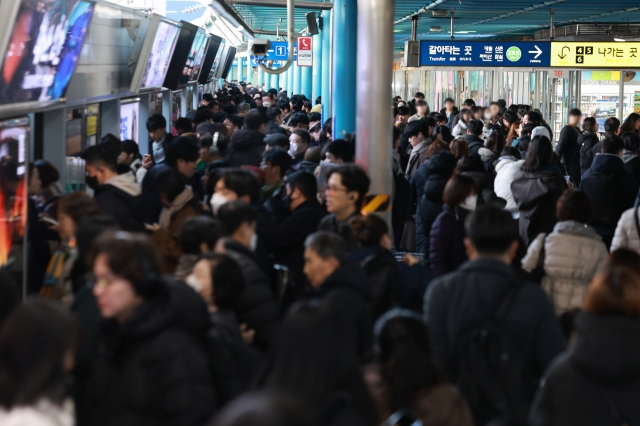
[283,193,293,211]
[85,174,99,190]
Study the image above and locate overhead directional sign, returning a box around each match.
[250,41,297,65]
[419,41,551,67]
[550,42,640,68]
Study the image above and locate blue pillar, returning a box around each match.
[287,67,294,96]
[246,57,252,84]
[321,9,332,124]
[258,67,265,89]
[293,62,301,95]
[312,33,322,103]
[332,0,357,136]
[273,70,280,93]
[301,65,312,99]
[237,60,244,82]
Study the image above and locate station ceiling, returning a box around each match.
[227,0,640,47]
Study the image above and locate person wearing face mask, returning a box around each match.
[429,174,477,276]
[289,129,310,170]
[215,201,281,350]
[81,142,145,233]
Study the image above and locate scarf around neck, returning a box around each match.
[158,185,193,230]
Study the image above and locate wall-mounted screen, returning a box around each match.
[210,39,227,81]
[220,46,237,79]
[140,21,181,90]
[163,22,198,91]
[180,29,209,85]
[120,100,139,142]
[198,36,223,85]
[0,0,95,106]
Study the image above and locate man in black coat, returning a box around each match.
[82,143,144,232]
[225,110,266,167]
[555,108,583,185]
[262,172,326,309]
[303,231,373,357]
[464,119,485,156]
[423,206,565,402]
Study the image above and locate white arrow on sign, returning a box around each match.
[528,45,543,59]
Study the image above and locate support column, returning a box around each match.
[237,60,244,82]
[258,67,265,90]
[332,0,357,137]
[321,9,332,124]
[293,62,301,95]
[287,66,294,95]
[246,56,252,85]
[301,65,312,99]
[312,32,322,102]
[356,0,394,225]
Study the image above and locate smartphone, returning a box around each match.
[143,154,151,162]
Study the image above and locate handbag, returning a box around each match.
[400,216,416,252]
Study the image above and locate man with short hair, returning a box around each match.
[580,135,638,246]
[591,117,621,163]
[318,165,370,250]
[82,143,144,232]
[451,98,476,129]
[555,108,583,185]
[289,129,311,170]
[276,99,292,125]
[201,93,215,107]
[288,112,310,130]
[424,205,565,424]
[175,117,193,135]
[146,114,173,165]
[407,91,425,116]
[434,113,447,128]
[261,148,291,201]
[224,110,266,167]
[395,106,411,127]
[404,119,433,180]
[264,133,290,152]
[175,216,221,280]
[304,231,372,355]
[465,119,485,156]
[440,98,459,129]
[265,107,287,135]
[237,102,250,117]
[408,100,429,122]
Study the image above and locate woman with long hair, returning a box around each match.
[620,112,640,134]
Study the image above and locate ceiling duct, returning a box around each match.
[535,23,640,40]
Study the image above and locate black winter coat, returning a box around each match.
[578,132,600,175]
[429,205,469,276]
[79,280,216,426]
[225,129,266,167]
[623,150,640,187]
[94,184,145,232]
[316,263,373,357]
[511,168,567,246]
[424,259,566,380]
[223,239,281,350]
[530,313,640,426]
[464,135,484,156]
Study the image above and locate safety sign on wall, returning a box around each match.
[297,36,313,67]
[550,42,640,68]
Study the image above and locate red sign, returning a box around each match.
[297,36,313,67]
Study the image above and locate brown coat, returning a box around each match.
[150,202,200,274]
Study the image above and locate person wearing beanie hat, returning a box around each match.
[531,126,551,141]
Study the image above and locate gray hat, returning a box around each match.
[531,126,551,140]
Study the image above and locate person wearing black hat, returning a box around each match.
[264,133,290,152]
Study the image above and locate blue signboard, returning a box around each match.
[250,41,297,65]
[419,41,551,67]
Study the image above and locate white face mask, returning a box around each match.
[263,102,271,108]
[288,142,299,157]
[185,274,202,292]
[250,233,258,251]
[484,112,492,120]
[210,193,229,215]
[460,194,478,211]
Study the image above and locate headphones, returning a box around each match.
[209,132,220,157]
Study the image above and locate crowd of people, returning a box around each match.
[1,82,640,426]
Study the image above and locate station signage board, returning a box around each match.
[250,41,297,65]
[550,42,640,68]
[297,36,313,67]
[419,41,551,67]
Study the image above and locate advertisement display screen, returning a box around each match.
[0,0,95,105]
[141,21,181,89]
[0,117,28,289]
[198,36,222,85]
[120,101,139,142]
[163,22,197,90]
[180,30,209,85]
[209,39,227,81]
[220,46,236,79]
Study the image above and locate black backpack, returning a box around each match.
[456,283,536,426]
[581,171,624,230]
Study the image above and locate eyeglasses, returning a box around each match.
[325,185,348,194]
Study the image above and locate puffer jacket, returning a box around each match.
[622,150,640,186]
[452,120,468,138]
[578,131,600,175]
[225,129,266,167]
[429,205,469,276]
[494,157,525,212]
[522,221,608,314]
[611,207,640,254]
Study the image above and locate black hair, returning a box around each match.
[289,113,310,127]
[396,106,410,116]
[226,114,244,130]
[502,110,518,125]
[213,112,228,123]
[290,96,304,111]
[220,169,261,203]
[315,96,321,105]
[286,171,317,200]
[292,129,311,147]
[569,108,582,117]
[265,133,290,149]
[207,253,245,311]
[146,114,167,131]
[522,122,538,136]
[457,154,486,173]
[164,137,200,168]
[195,108,215,126]
[605,117,621,134]
[327,164,371,208]
[444,97,455,104]
[244,110,265,131]
[175,117,193,133]
[263,148,292,178]
[327,139,355,163]
[622,131,640,153]
[304,231,348,266]
[267,107,282,122]
[522,136,553,173]
[524,110,542,123]
[500,146,522,159]
[308,112,321,123]
[414,92,425,99]
[156,167,186,203]
[276,100,290,113]
[120,140,141,161]
[467,119,484,136]
[415,99,428,107]
[602,135,624,154]
[465,204,519,255]
[463,98,475,107]
[434,113,446,123]
[33,160,60,187]
[0,299,81,409]
[403,121,427,138]
[218,200,257,235]
[420,116,436,129]
[323,117,333,136]
[179,216,221,254]
[81,142,119,172]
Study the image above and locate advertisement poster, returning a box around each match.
[182,32,208,83]
[141,21,180,89]
[0,0,95,105]
[120,101,139,142]
[208,39,226,81]
[635,92,640,114]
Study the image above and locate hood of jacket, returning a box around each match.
[590,153,624,175]
[577,131,598,145]
[107,278,210,341]
[423,154,456,203]
[511,169,563,210]
[623,150,639,165]
[320,262,373,302]
[569,312,640,385]
[553,220,602,241]
[105,172,141,196]
[229,129,266,151]
[495,157,523,173]
[348,245,395,264]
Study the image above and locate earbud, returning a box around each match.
[209,132,220,156]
